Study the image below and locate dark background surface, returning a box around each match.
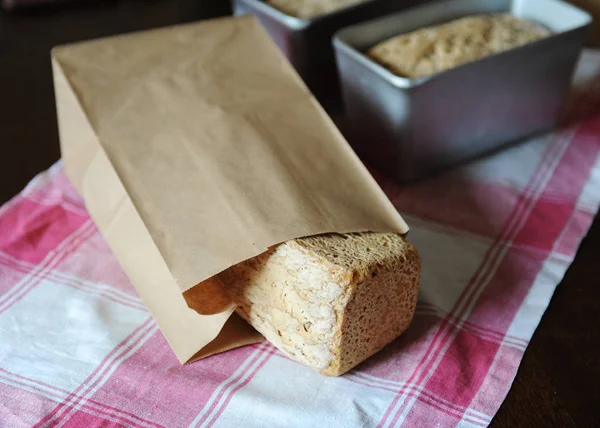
[0,1,598,426]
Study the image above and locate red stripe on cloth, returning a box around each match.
[0,220,96,315]
[0,254,28,297]
[348,313,438,382]
[421,331,501,408]
[378,119,576,427]
[554,209,596,257]
[544,115,600,199]
[415,311,528,351]
[33,317,156,428]
[92,333,264,427]
[0,367,162,428]
[389,179,517,241]
[513,200,575,251]
[50,231,139,298]
[466,115,600,334]
[390,112,600,427]
[53,320,157,427]
[417,302,529,345]
[413,395,488,427]
[514,116,600,252]
[191,344,271,427]
[346,374,492,425]
[0,250,146,312]
[0,377,57,427]
[205,346,277,428]
[467,345,524,416]
[399,393,472,428]
[61,410,133,428]
[465,248,546,331]
[0,200,88,265]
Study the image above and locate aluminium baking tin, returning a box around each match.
[333,0,591,182]
[232,0,426,102]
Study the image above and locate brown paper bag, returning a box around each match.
[51,15,408,364]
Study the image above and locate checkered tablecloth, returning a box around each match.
[2,51,600,428]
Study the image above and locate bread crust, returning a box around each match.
[368,13,551,78]
[265,0,369,19]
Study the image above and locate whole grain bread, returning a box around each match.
[368,13,551,78]
[265,0,369,19]
[218,232,420,376]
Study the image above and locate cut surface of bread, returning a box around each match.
[265,0,369,19]
[218,232,420,376]
[368,13,551,78]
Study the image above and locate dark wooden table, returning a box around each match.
[1,1,598,426]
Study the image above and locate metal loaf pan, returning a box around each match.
[333,0,592,183]
[232,0,426,101]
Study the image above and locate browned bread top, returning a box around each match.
[368,13,551,78]
[265,0,369,19]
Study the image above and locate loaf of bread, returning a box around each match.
[368,13,551,78]
[218,232,420,376]
[265,0,368,19]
